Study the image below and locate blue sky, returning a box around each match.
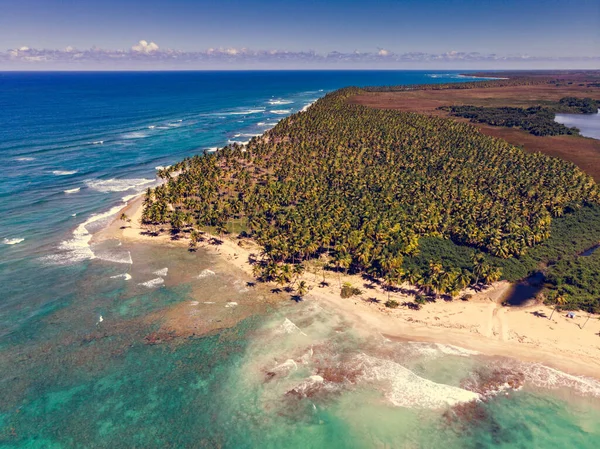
[1,0,598,69]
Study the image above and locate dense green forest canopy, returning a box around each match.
[143,86,600,311]
[441,97,599,137]
[363,76,553,92]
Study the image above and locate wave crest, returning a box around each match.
[85,178,155,193]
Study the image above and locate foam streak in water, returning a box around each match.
[138,277,164,288]
[354,353,480,409]
[3,238,24,245]
[85,178,155,193]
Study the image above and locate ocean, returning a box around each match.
[1,71,599,448]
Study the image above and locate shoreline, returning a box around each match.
[95,196,600,381]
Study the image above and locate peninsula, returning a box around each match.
[101,71,600,378]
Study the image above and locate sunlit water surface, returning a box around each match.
[2,72,600,448]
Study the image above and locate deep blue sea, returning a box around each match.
[1,71,600,448]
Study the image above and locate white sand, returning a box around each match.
[96,196,600,379]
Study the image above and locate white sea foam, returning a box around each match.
[523,364,600,398]
[272,359,298,374]
[91,141,104,145]
[167,123,182,127]
[277,318,307,336]
[148,125,156,129]
[42,204,125,265]
[154,165,171,171]
[270,109,291,115]
[15,157,35,161]
[52,170,78,176]
[138,277,164,288]
[64,187,81,194]
[3,238,24,245]
[407,342,479,358]
[354,353,480,409]
[85,178,155,193]
[224,108,265,116]
[288,375,326,397]
[122,131,148,139]
[436,343,479,357]
[204,147,218,153]
[121,193,141,203]
[153,267,168,276]
[96,250,133,264]
[268,99,293,105]
[197,269,216,278]
[110,273,132,281]
[228,139,250,146]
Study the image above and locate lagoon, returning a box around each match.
[555,109,600,139]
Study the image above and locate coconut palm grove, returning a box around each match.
[142,83,600,312]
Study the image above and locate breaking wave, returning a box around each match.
[85,178,155,193]
[110,273,132,281]
[353,353,480,409]
[52,170,78,176]
[268,99,293,105]
[95,250,133,265]
[3,238,24,245]
[153,267,168,277]
[197,269,216,278]
[523,363,600,398]
[42,204,125,265]
[122,131,148,139]
[138,277,164,288]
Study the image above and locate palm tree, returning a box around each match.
[296,281,309,298]
[139,83,598,314]
[549,295,567,321]
[405,268,422,288]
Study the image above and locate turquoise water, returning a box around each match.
[2,71,600,448]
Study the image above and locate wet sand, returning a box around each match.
[96,196,600,380]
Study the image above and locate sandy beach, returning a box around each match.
[95,196,600,380]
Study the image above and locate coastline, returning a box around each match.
[96,196,600,381]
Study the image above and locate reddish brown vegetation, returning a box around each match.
[350,79,600,181]
[144,330,177,345]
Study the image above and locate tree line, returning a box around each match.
[143,86,599,309]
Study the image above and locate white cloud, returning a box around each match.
[131,40,159,53]
[1,41,597,68]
